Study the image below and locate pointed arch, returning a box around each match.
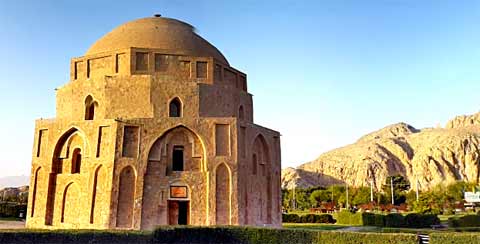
[169,97,182,117]
[30,166,42,217]
[116,165,136,228]
[90,164,105,224]
[71,148,82,174]
[251,134,270,174]
[85,95,98,120]
[215,163,231,225]
[251,133,272,224]
[238,105,245,120]
[46,127,88,225]
[61,182,80,224]
[141,125,205,229]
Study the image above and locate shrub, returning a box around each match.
[404,213,440,228]
[449,215,480,227]
[430,232,480,244]
[298,214,335,223]
[0,226,418,244]
[300,214,317,223]
[384,213,406,228]
[316,231,417,244]
[282,213,334,223]
[316,214,335,224]
[282,213,300,223]
[374,214,385,227]
[335,211,363,225]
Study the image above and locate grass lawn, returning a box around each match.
[283,223,348,231]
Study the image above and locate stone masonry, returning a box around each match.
[26,16,282,230]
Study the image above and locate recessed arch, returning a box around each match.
[30,166,42,217]
[90,164,105,224]
[238,105,244,120]
[141,125,205,229]
[116,165,136,228]
[250,133,272,225]
[85,95,99,120]
[169,97,182,117]
[45,127,89,225]
[71,148,82,174]
[61,182,80,224]
[215,163,231,225]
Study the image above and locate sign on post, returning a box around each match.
[464,192,480,202]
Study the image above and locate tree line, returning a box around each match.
[282,175,478,214]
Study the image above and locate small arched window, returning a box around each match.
[239,106,245,120]
[169,98,182,117]
[71,148,82,174]
[85,95,98,120]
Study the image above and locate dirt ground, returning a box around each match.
[0,220,25,229]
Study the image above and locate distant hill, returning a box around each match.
[0,175,30,189]
[282,112,480,191]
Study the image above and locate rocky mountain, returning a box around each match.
[282,112,480,191]
[0,185,28,203]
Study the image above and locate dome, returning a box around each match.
[86,16,229,65]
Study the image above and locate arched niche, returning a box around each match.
[61,182,80,224]
[140,125,205,229]
[252,134,270,176]
[238,105,244,120]
[90,164,106,224]
[85,95,99,120]
[116,165,136,228]
[250,134,272,224]
[45,127,88,225]
[146,125,205,174]
[30,166,42,218]
[215,163,231,225]
[169,97,182,117]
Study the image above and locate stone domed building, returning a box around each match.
[26,16,282,230]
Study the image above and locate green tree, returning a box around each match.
[352,187,371,205]
[382,175,410,204]
[309,189,331,207]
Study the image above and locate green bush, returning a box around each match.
[282,213,334,223]
[299,214,335,223]
[384,213,406,228]
[316,231,417,244]
[404,213,440,228]
[335,211,364,225]
[0,203,26,218]
[449,215,480,227]
[282,213,301,223]
[0,226,418,244]
[316,214,335,224]
[374,214,385,227]
[430,232,480,244]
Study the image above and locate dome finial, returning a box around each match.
[154,14,162,17]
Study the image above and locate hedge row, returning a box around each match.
[0,226,417,244]
[0,203,26,218]
[282,213,335,223]
[449,215,480,227]
[336,211,440,228]
[430,232,480,244]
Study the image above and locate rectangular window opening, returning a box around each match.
[172,146,184,171]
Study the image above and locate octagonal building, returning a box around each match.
[26,16,282,229]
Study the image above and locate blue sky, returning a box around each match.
[1,1,480,177]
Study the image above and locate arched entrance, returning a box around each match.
[141,125,205,229]
[45,128,87,226]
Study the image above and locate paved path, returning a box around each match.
[0,220,25,229]
[335,226,379,232]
